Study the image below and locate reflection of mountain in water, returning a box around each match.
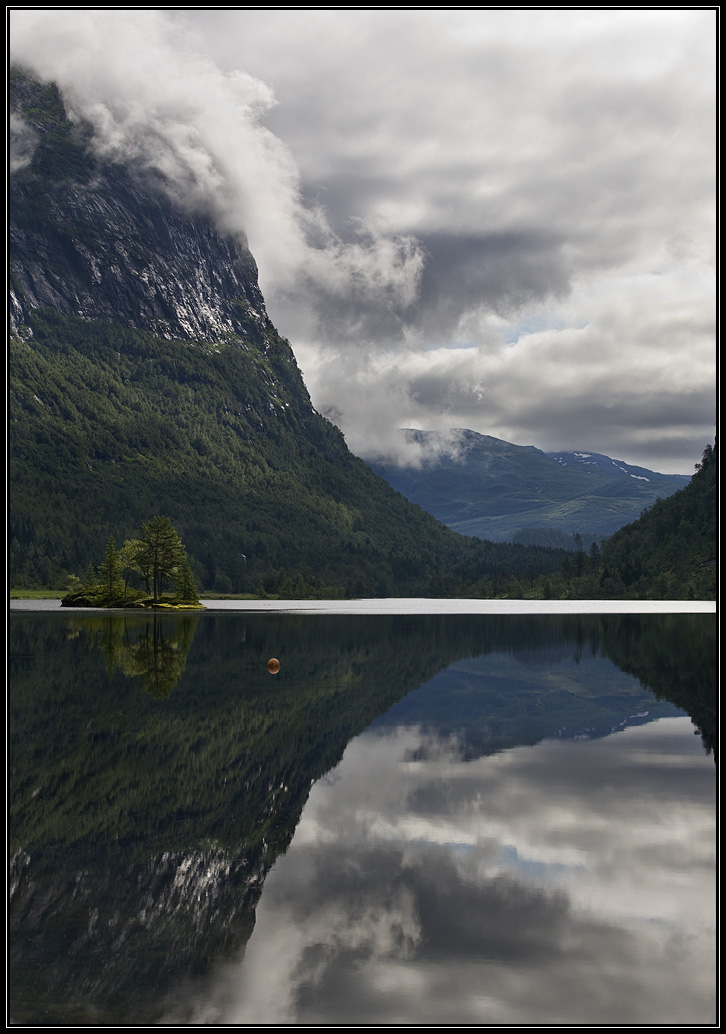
[373,651,684,761]
[372,614,716,760]
[8,612,716,1024]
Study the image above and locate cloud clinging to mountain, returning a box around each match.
[10,9,716,472]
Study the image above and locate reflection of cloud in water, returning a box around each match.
[164,717,715,1025]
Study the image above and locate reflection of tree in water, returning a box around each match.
[84,614,197,698]
[599,613,717,760]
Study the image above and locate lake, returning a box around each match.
[8,604,717,1025]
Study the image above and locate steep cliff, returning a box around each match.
[10,71,269,344]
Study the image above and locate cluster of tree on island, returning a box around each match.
[62,515,201,608]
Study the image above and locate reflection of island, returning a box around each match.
[8,612,717,1025]
[84,613,198,697]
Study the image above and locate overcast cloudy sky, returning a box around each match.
[10,9,716,472]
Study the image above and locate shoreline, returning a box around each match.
[9,598,717,615]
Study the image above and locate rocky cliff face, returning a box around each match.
[10,70,270,346]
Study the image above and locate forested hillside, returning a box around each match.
[9,70,564,596]
[597,442,717,599]
[11,309,570,594]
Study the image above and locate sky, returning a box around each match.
[9,9,717,472]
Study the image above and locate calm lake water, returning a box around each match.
[9,606,717,1025]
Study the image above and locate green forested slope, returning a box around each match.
[9,310,564,594]
[597,442,717,599]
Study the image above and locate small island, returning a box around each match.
[62,515,204,609]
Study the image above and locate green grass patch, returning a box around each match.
[9,588,66,599]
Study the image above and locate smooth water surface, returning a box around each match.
[168,717,714,1026]
[9,610,716,1025]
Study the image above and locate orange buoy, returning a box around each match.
[267,657,280,674]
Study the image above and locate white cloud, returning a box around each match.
[9,10,424,312]
[303,261,714,471]
[9,113,38,172]
[10,9,716,472]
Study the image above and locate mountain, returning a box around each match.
[9,70,565,595]
[368,428,690,546]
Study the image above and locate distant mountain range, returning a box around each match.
[368,429,691,546]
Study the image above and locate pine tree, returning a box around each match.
[174,553,199,602]
[589,540,601,569]
[137,516,185,602]
[98,535,122,599]
[118,538,145,597]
